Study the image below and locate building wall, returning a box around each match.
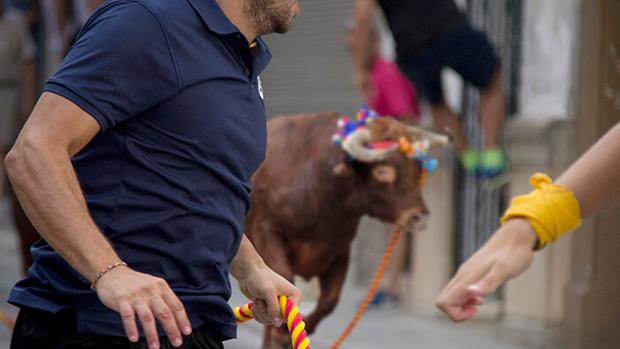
[519,0,579,118]
[563,0,620,347]
[260,0,358,118]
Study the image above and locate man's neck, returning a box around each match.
[215,0,257,44]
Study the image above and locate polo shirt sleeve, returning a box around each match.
[44,1,180,131]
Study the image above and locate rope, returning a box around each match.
[328,227,402,349]
[234,295,311,349]
[0,309,15,330]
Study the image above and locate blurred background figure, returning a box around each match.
[351,0,507,177]
[345,18,420,122]
[0,0,36,200]
[39,0,104,78]
[1,0,104,276]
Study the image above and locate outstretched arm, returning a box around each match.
[436,123,620,322]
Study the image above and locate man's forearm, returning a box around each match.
[351,0,376,75]
[6,141,120,282]
[230,235,265,280]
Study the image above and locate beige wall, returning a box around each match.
[407,149,456,315]
[563,0,620,348]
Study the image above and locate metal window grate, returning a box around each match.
[455,0,524,272]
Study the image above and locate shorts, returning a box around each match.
[397,24,500,105]
[10,307,224,349]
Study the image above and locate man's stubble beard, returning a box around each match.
[245,0,295,35]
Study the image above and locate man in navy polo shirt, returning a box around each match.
[5,0,302,348]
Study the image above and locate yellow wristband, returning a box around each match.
[500,173,582,249]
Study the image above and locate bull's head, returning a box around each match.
[333,117,451,232]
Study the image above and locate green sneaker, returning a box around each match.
[460,148,479,174]
[479,148,507,177]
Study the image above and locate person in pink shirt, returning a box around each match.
[347,21,420,122]
[370,56,420,121]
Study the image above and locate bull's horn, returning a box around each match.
[406,126,452,147]
[343,128,398,162]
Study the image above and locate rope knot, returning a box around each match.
[530,172,553,190]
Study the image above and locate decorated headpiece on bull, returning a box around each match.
[332,106,447,186]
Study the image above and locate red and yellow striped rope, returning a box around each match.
[233,295,311,349]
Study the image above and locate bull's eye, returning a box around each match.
[372,165,397,184]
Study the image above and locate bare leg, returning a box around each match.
[479,69,505,149]
[430,102,468,153]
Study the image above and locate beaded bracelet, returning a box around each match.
[90,261,127,290]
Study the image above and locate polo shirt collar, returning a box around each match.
[185,0,239,35]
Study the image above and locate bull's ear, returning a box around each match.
[333,162,354,177]
[372,165,396,184]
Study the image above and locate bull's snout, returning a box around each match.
[397,207,430,232]
[411,210,430,232]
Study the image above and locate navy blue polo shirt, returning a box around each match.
[8,0,271,340]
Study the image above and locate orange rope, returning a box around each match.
[0,309,15,330]
[328,227,402,349]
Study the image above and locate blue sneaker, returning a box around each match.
[367,290,400,312]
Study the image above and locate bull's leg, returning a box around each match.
[304,250,350,335]
[248,229,295,349]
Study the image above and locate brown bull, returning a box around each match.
[245,112,450,348]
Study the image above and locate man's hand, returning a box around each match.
[236,261,302,327]
[230,235,302,327]
[435,218,537,322]
[95,267,192,349]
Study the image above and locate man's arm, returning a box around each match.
[6,92,114,276]
[436,123,620,322]
[230,235,302,327]
[5,92,191,348]
[350,0,377,100]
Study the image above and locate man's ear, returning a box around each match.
[372,165,397,184]
[333,162,354,177]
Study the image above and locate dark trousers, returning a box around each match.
[10,307,224,349]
